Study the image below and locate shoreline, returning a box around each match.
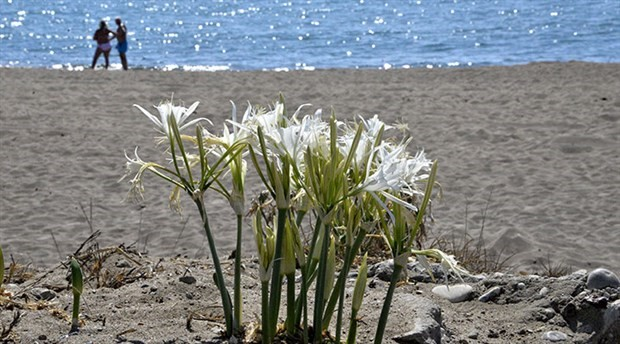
[1,61,619,273]
[2,59,619,73]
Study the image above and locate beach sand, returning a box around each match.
[1,62,619,273]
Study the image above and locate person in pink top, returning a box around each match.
[91,20,116,69]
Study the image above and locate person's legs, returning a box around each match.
[120,53,128,70]
[91,49,102,69]
[103,51,110,69]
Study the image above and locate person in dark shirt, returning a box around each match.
[91,20,115,69]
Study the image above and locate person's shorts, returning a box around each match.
[116,41,128,54]
[98,43,112,52]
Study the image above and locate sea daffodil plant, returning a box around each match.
[122,96,463,343]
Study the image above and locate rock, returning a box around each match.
[536,308,556,322]
[431,284,473,303]
[539,286,550,296]
[30,287,57,301]
[179,276,197,285]
[592,299,620,344]
[115,259,131,268]
[467,330,479,339]
[542,330,568,341]
[368,259,396,282]
[409,262,447,283]
[586,268,620,290]
[392,295,442,344]
[478,286,502,302]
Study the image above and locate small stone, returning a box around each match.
[538,308,556,322]
[115,259,131,268]
[517,282,526,290]
[179,276,197,285]
[467,331,479,339]
[487,330,499,338]
[478,286,502,302]
[432,284,473,303]
[368,259,395,281]
[542,330,567,341]
[586,268,620,290]
[539,286,550,296]
[599,299,620,342]
[30,287,57,301]
[392,295,442,344]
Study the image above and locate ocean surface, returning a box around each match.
[0,0,619,71]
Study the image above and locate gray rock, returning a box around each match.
[431,284,473,303]
[30,287,57,301]
[536,308,556,322]
[179,275,197,284]
[593,299,620,344]
[467,330,479,339]
[368,259,398,281]
[586,268,620,290]
[392,295,442,344]
[115,259,131,268]
[539,286,550,296]
[478,286,502,302]
[542,330,568,341]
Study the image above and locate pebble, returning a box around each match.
[517,282,526,290]
[179,276,197,284]
[431,284,473,303]
[586,268,620,290]
[115,259,131,268]
[539,308,556,322]
[542,330,567,341]
[539,286,550,296]
[30,287,57,301]
[478,286,502,302]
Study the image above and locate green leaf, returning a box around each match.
[70,258,83,296]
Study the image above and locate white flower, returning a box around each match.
[359,114,392,139]
[134,100,210,137]
[119,147,160,202]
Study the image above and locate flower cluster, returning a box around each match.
[121,96,459,344]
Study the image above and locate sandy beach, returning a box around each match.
[1,62,619,273]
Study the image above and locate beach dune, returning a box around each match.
[0,62,618,273]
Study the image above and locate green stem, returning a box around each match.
[374,264,404,344]
[261,280,271,344]
[285,273,296,336]
[346,309,359,344]
[302,270,309,344]
[71,295,80,333]
[267,208,289,340]
[335,282,345,343]
[234,214,243,334]
[313,223,330,343]
[195,198,233,337]
[322,227,366,330]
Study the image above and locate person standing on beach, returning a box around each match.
[115,17,129,70]
[91,20,115,69]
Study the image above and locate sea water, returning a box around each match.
[1,0,618,71]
